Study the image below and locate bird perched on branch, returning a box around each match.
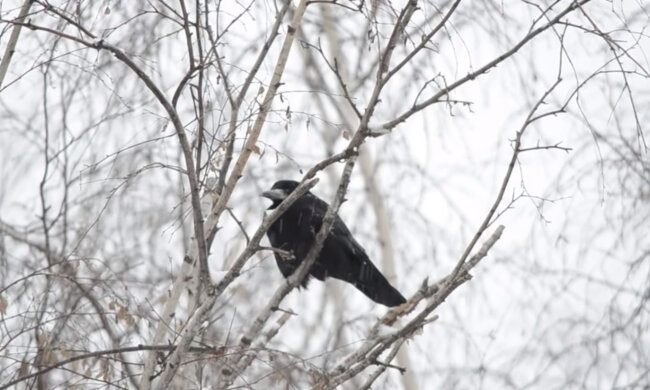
[262,180,406,307]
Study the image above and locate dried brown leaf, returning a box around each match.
[0,295,7,315]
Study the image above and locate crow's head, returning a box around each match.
[262,180,300,209]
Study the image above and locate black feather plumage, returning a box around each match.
[262,180,406,307]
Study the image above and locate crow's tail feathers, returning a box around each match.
[355,280,406,307]
[352,260,406,307]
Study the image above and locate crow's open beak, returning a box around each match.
[261,189,286,201]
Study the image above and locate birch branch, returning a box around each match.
[211,1,291,197]
[380,0,590,131]
[0,0,32,89]
[318,226,504,389]
[318,4,420,387]
[206,0,309,230]
[152,176,318,388]
[139,189,218,388]
[318,74,563,389]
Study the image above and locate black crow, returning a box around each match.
[262,180,406,307]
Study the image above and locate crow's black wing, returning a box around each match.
[318,210,407,307]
